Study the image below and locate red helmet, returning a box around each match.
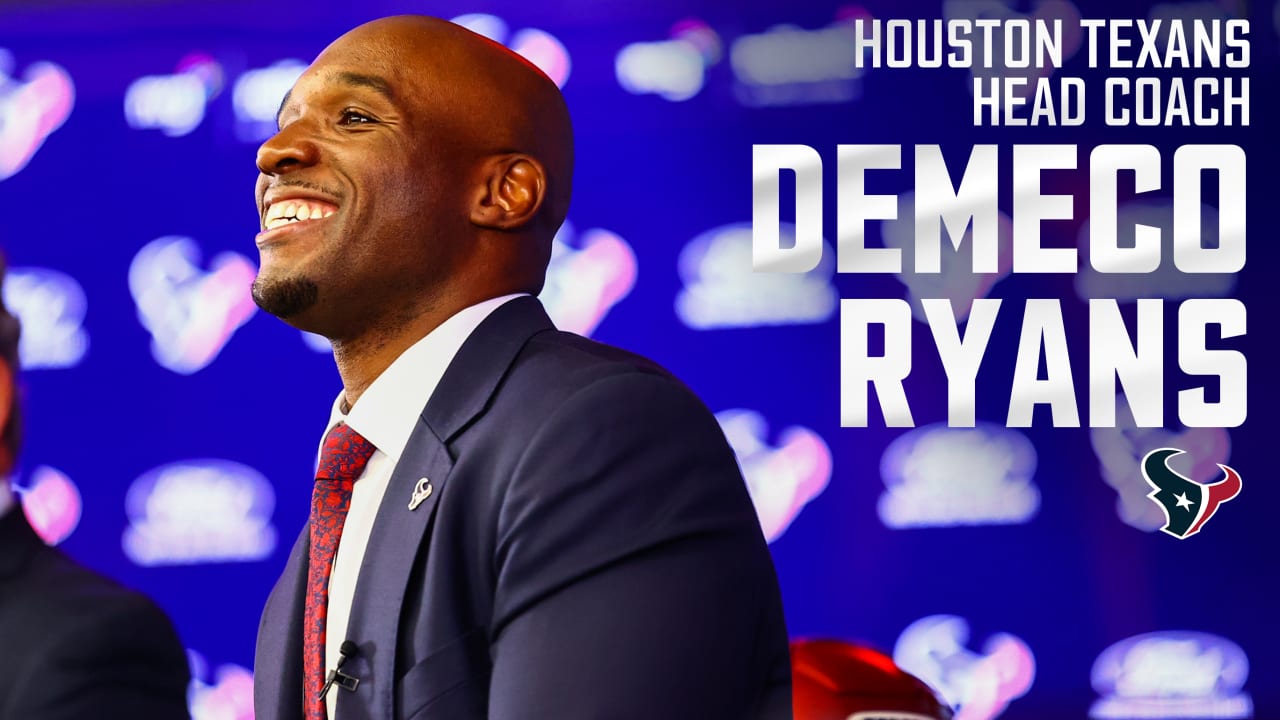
[792,638,953,720]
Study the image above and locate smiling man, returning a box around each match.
[250,15,791,720]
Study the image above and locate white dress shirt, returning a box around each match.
[318,293,524,720]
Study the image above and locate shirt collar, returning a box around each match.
[322,294,526,463]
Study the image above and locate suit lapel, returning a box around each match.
[335,423,451,720]
[419,296,555,442]
[254,525,309,720]
[337,296,555,720]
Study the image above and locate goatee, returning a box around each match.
[251,274,319,319]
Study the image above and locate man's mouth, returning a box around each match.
[263,199,339,230]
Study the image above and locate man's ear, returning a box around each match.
[470,154,547,231]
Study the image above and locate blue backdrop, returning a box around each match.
[1,1,1274,718]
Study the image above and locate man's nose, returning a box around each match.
[256,122,320,176]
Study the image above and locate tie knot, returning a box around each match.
[317,423,377,483]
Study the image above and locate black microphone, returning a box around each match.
[318,640,361,701]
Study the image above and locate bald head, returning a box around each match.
[314,15,574,241]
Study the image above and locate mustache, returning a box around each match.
[260,179,345,202]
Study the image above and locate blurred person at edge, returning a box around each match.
[0,253,192,719]
[251,14,791,720]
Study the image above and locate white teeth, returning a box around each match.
[263,198,337,230]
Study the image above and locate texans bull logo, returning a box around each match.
[1142,448,1241,539]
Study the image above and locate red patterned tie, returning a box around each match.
[304,423,377,720]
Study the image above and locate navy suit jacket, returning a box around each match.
[0,505,191,719]
[254,297,792,719]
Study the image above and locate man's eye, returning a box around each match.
[339,109,375,125]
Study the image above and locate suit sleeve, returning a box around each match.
[487,372,792,719]
[14,591,192,720]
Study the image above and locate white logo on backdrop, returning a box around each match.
[123,53,223,137]
[129,236,257,374]
[717,409,831,543]
[2,267,89,369]
[895,614,1036,720]
[0,49,74,180]
[187,650,255,720]
[123,459,276,566]
[730,11,872,107]
[540,222,637,337]
[616,20,721,102]
[16,466,81,545]
[677,222,836,329]
[879,423,1039,528]
[1090,631,1252,719]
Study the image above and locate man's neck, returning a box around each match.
[330,302,457,410]
[328,283,518,409]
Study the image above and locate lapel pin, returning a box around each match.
[408,477,433,511]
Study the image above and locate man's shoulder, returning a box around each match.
[506,328,698,409]
[0,541,191,717]
[447,326,723,461]
[15,541,138,599]
[2,542,179,651]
